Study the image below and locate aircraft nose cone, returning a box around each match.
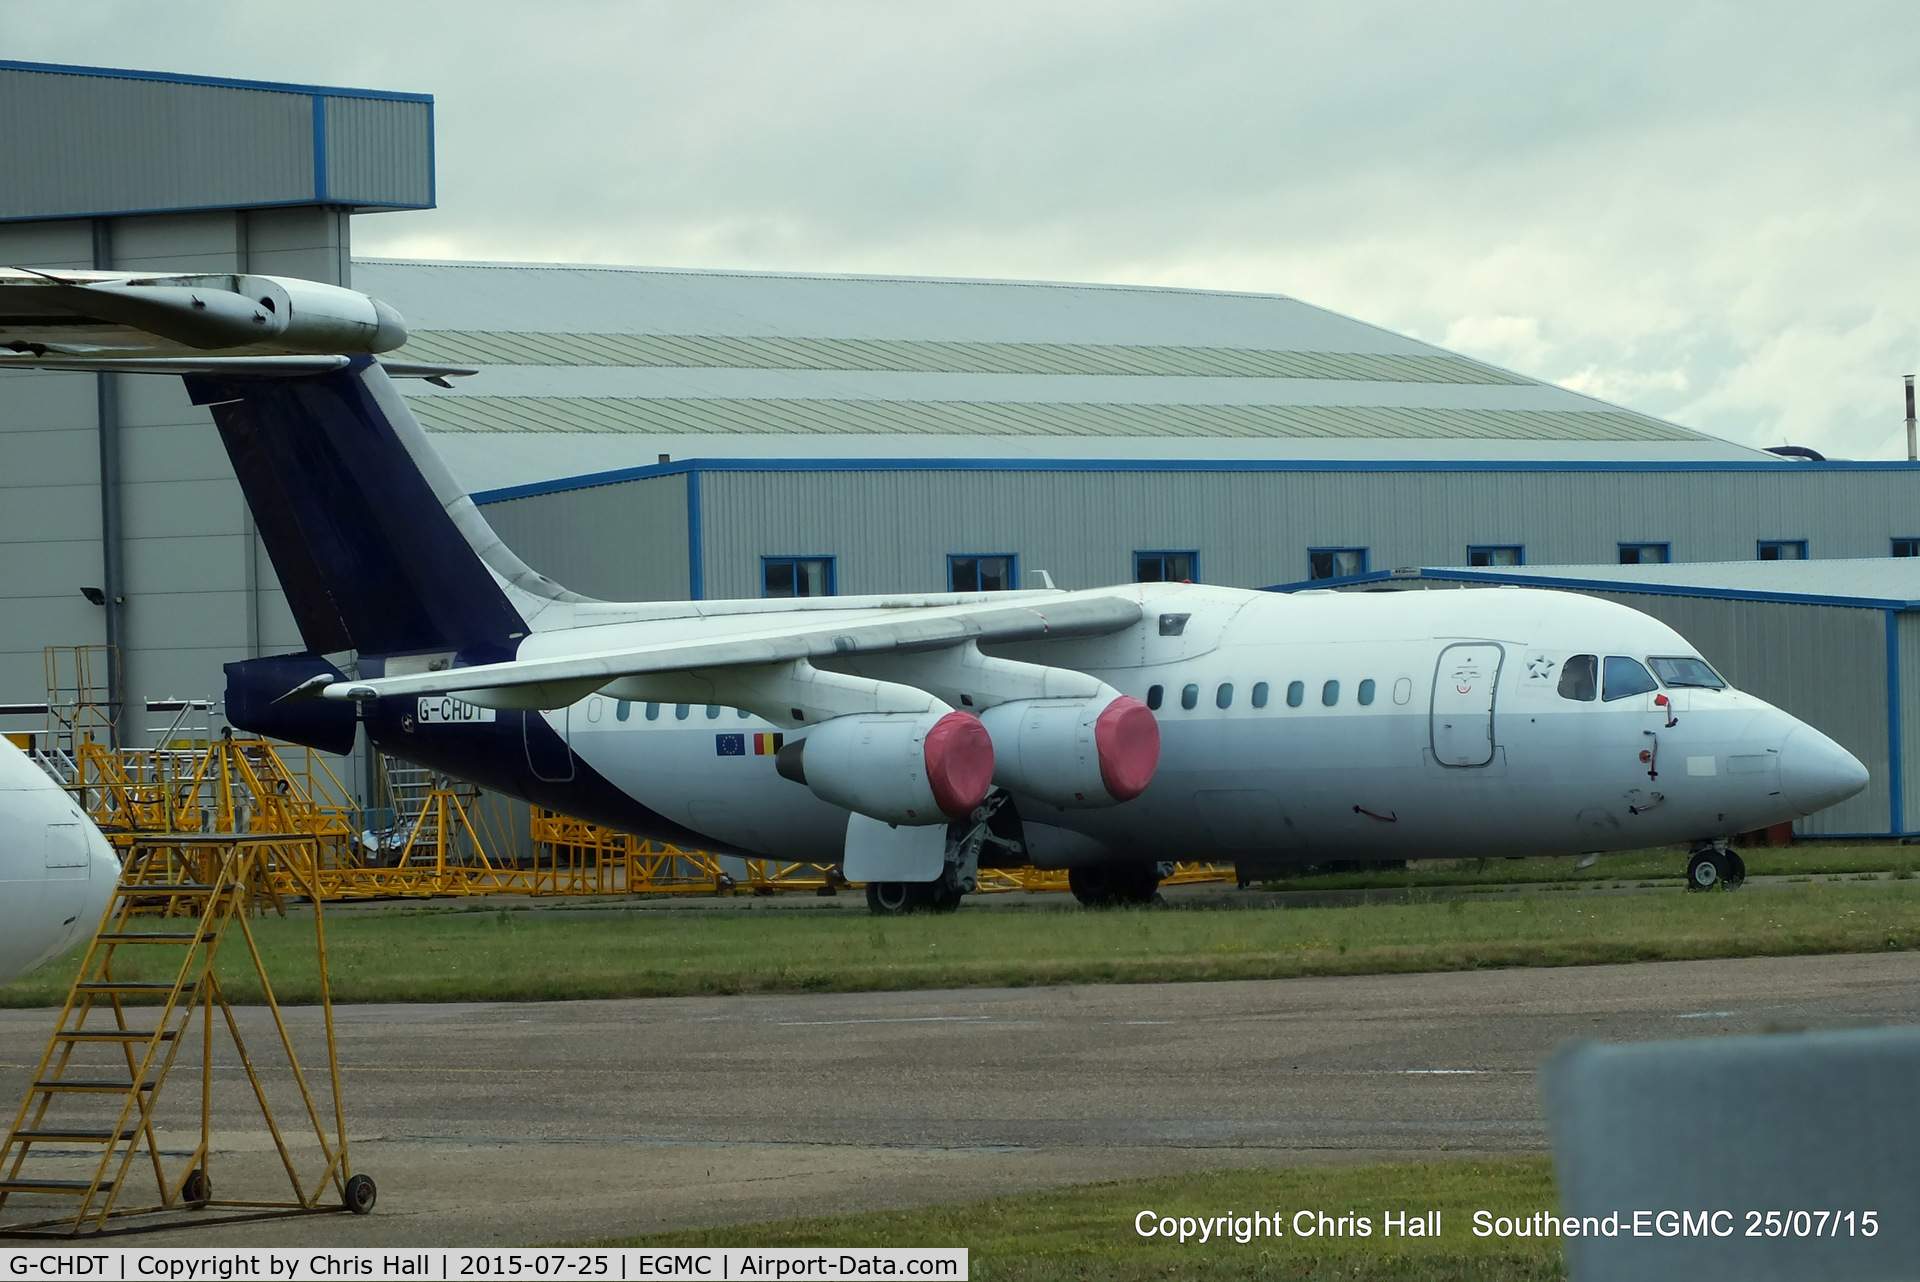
[1779,726,1870,816]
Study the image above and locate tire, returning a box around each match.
[181,1169,210,1207]
[866,881,933,915]
[1686,851,1728,892]
[1070,863,1163,908]
[1724,851,1747,888]
[344,1172,377,1215]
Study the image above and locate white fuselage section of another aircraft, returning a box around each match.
[0,738,118,984]
[514,583,1866,866]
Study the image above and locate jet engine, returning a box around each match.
[776,709,994,826]
[978,695,1159,807]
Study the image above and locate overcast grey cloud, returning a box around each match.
[7,1,1919,456]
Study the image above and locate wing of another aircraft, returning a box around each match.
[0,268,409,358]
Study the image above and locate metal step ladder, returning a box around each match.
[0,836,372,1236]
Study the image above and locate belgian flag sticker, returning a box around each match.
[753,731,784,756]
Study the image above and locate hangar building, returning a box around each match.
[5,58,1920,847]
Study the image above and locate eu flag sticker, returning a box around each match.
[715,733,746,756]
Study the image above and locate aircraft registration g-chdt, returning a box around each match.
[3,275,1869,913]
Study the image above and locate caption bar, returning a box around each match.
[3,1250,967,1281]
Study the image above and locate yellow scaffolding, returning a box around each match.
[0,835,370,1236]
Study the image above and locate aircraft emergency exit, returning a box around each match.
[7,282,1869,913]
[0,737,118,983]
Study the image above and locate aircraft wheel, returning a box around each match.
[1724,851,1747,888]
[927,876,965,914]
[1686,850,1728,892]
[344,1172,377,1215]
[181,1168,211,1207]
[866,881,932,915]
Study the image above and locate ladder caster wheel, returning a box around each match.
[182,1169,211,1207]
[344,1173,377,1214]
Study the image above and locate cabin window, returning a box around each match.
[616,700,631,721]
[645,702,660,720]
[1159,613,1190,636]
[1558,655,1597,702]
[1357,679,1376,705]
[1286,680,1305,708]
[1602,656,1660,701]
[706,705,721,719]
[1251,682,1269,708]
[1146,684,1164,710]
[1181,683,1200,710]
[1649,656,1726,690]
[763,555,836,597]
[675,703,690,720]
[738,708,752,718]
[1322,680,1340,706]
[1392,677,1412,704]
[1216,683,1234,709]
[950,554,1017,592]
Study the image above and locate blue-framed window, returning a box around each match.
[1308,547,1368,580]
[1757,540,1808,561]
[950,554,1017,592]
[1135,550,1198,583]
[1618,542,1671,565]
[763,556,836,597]
[1895,539,1920,558]
[1467,545,1524,567]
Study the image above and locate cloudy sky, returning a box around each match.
[9,2,1919,457]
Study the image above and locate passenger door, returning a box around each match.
[1431,643,1503,767]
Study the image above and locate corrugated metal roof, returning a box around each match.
[409,396,1698,442]
[350,258,1776,465]
[397,330,1528,383]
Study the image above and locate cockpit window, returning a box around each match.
[1558,654,1597,702]
[1602,656,1660,701]
[1649,656,1727,690]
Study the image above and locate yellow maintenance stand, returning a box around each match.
[0,835,370,1237]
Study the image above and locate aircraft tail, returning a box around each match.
[185,355,583,661]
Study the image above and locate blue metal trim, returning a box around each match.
[311,95,328,203]
[686,469,703,601]
[0,196,431,226]
[1889,610,1905,836]
[0,58,433,102]
[466,455,1920,506]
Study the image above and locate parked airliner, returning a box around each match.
[2,280,1868,914]
[0,737,118,983]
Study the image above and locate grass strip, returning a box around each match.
[1257,844,1920,893]
[4,881,1915,1008]
[590,1156,1566,1281]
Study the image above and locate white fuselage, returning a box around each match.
[0,738,119,983]
[527,584,1866,866]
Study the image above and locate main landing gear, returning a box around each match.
[1686,844,1747,892]
[1068,861,1172,908]
[865,874,965,916]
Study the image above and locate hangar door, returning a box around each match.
[1431,643,1503,767]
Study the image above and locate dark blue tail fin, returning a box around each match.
[186,356,541,661]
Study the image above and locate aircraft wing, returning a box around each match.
[312,591,1143,708]
[0,268,408,357]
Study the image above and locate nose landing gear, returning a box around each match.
[1686,844,1746,892]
